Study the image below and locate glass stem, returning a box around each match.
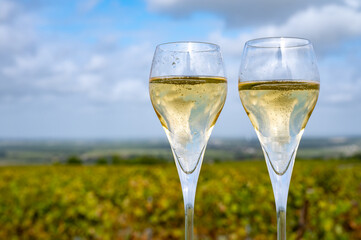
[182,182,196,240]
[175,149,205,240]
[185,203,194,240]
[176,158,203,240]
[277,207,286,240]
[265,152,296,240]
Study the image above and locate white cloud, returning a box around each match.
[345,0,361,8]
[146,0,344,27]
[78,0,103,13]
[274,5,361,51]
[318,55,361,105]
[0,41,152,104]
[0,0,18,21]
[209,4,361,57]
[85,55,107,71]
[113,79,149,102]
[0,1,37,56]
[0,0,153,106]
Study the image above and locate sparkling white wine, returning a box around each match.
[238,80,319,174]
[150,76,227,174]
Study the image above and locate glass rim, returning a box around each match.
[245,37,312,48]
[156,41,220,53]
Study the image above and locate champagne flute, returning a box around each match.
[149,42,227,239]
[238,37,320,239]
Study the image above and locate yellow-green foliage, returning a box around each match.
[0,161,360,239]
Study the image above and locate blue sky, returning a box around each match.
[0,0,360,139]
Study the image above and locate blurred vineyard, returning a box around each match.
[0,160,361,240]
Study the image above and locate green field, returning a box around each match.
[0,160,361,239]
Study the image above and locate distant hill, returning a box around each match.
[0,137,360,165]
